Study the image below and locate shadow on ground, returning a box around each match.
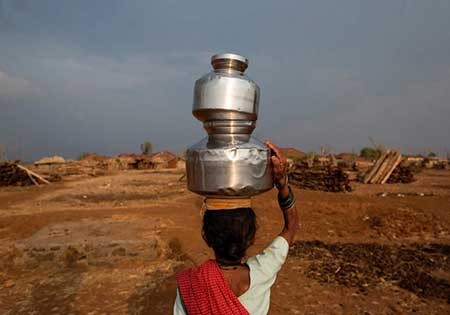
[127,238,193,315]
[7,267,85,315]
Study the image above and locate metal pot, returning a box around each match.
[186,53,273,197]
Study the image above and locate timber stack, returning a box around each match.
[0,162,33,186]
[386,165,415,183]
[362,149,403,184]
[289,162,352,192]
[0,161,50,186]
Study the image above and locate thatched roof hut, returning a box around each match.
[35,156,65,165]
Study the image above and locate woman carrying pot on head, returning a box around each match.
[173,140,299,315]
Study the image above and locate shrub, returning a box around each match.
[360,147,380,160]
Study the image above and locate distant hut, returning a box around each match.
[281,148,307,169]
[35,156,66,165]
[150,151,178,169]
[111,154,155,170]
[115,154,138,170]
[34,156,66,173]
[79,153,109,171]
[281,148,306,160]
[80,153,108,162]
[423,156,449,169]
[405,155,425,163]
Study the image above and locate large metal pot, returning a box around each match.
[186,53,273,197]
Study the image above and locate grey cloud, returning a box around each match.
[0,1,450,160]
[0,45,204,160]
[0,69,33,99]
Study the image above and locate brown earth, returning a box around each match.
[0,169,449,315]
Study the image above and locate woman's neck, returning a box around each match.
[216,257,245,268]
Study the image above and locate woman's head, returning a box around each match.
[202,208,256,264]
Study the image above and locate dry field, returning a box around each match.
[0,169,449,315]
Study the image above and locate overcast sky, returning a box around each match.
[1,0,449,161]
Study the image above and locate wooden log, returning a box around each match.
[363,150,390,184]
[25,170,39,186]
[380,151,403,184]
[17,164,50,184]
[289,165,351,192]
[386,165,415,183]
[370,151,396,184]
[371,150,402,184]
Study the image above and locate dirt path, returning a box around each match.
[0,170,449,314]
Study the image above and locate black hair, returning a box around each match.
[202,208,256,265]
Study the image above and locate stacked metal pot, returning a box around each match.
[186,53,273,197]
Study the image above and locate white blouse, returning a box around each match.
[173,236,289,315]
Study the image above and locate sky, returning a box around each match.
[0,0,449,161]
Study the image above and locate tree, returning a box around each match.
[428,151,437,158]
[360,147,380,160]
[140,141,153,155]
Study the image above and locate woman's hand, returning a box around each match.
[265,140,288,193]
[266,140,298,245]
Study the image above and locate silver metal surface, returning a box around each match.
[211,53,249,65]
[193,71,260,126]
[203,120,255,135]
[211,53,249,72]
[186,137,273,197]
[187,53,273,197]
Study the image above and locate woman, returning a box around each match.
[174,140,299,315]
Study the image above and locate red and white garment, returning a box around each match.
[174,236,289,315]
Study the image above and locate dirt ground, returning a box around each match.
[0,169,449,315]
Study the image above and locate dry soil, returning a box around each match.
[0,169,449,315]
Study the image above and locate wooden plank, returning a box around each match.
[370,151,395,184]
[363,150,389,184]
[17,164,50,184]
[381,151,403,184]
[25,170,39,186]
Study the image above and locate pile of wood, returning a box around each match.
[386,165,415,183]
[289,163,352,192]
[50,160,108,177]
[362,150,403,184]
[0,162,50,186]
[406,161,424,174]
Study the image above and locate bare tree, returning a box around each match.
[369,136,386,153]
[320,145,333,156]
[140,141,153,155]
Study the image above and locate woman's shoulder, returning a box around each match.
[247,236,289,279]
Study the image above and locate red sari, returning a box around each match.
[176,260,249,315]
